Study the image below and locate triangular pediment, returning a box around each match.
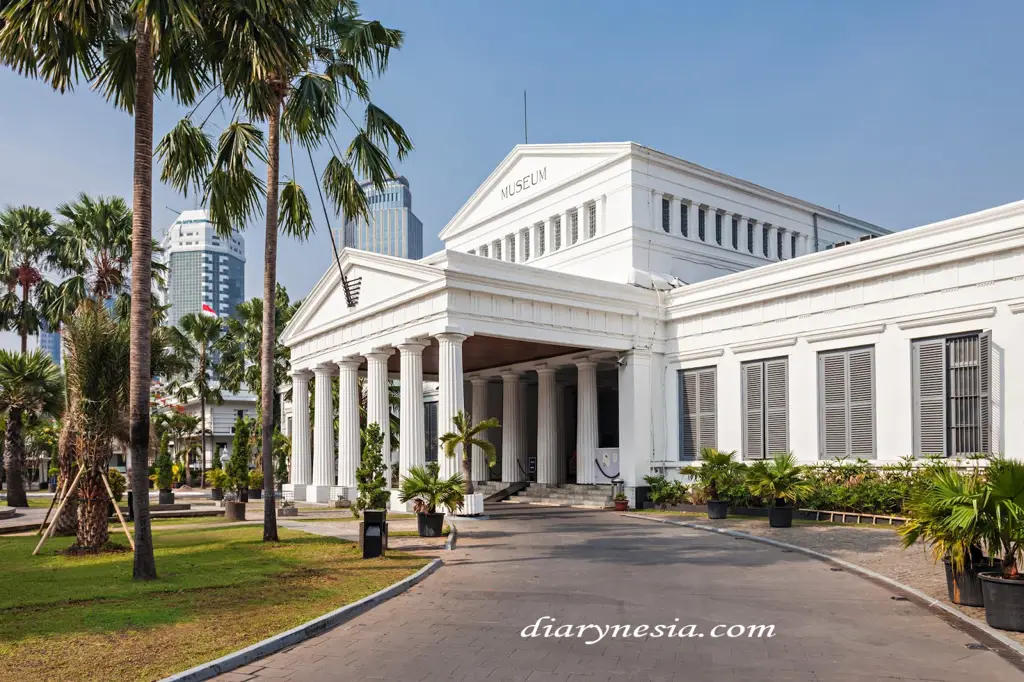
[439,142,633,242]
[281,249,442,343]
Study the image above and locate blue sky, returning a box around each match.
[2,0,1023,350]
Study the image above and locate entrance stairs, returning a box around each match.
[504,483,614,509]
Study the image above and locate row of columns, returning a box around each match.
[475,197,607,264]
[289,336,602,492]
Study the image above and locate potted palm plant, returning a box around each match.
[898,465,993,606]
[974,460,1024,630]
[399,463,465,537]
[247,469,263,500]
[207,468,227,501]
[438,410,499,516]
[681,448,743,519]
[746,453,810,528]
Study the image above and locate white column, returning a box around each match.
[556,382,567,484]
[365,349,394,468]
[803,232,813,255]
[547,215,558,252]
[652,190,663,232]
[311,363,336,495]
[501,372,524,483]
[564,208,575,246]
[598,193,607,237]
[336,359,361,488]
[667,196,679,236]
[436,332,466,479]
[518,228,529,262]
[766,224,777,260]
[289,372,312,486]
[536,367,558,485]
[576,360,599,485]
[470,377,491,483]
[398,342,426,482]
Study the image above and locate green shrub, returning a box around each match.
[106,468,126,502]
[207,468,228,489]
[353,423,390,515]
[248,469,263,489]
[154,434,174,490]
[643,474,688,508]
[226,416,252,494]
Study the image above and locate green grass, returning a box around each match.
[0,525,428,682]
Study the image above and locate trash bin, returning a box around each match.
[126,490,134,522]
[361,509,387,559]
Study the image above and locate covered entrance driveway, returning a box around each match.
[279,249,661,503]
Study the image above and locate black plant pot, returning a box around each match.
[248,488,262,500]
[239,489,249,503]
[980,573,1024,631]
[943,558,996,606]
[707,500,728,519]
[417,512,445,537]
[769,506,794,528]
[211,488,224,501]
[158,489,175,505]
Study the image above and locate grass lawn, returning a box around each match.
[0,525,429,682]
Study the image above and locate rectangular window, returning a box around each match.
[570,210,579,244]
[818,346,876,459]
[731,217,739,250]
[678,367,717,460]
[762,225,770,257]
[714,212,722,245]
[912,332,991,457]
[480,244,489,258]
[661,197,670,233]
[553,216,562,250]
[588,204,596,238]
[493,240,502,260]
[790,233,798,258]
[680,203,689,237]
[742,358,789,460]
[747,223,754,253]
[698,209,706,241]
[508,234,516,262]
[537,223,546,256]
[521,228,530,261]
[424,401,438,462]
[777,230,785,260]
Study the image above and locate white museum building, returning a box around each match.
[279,142,1024,507]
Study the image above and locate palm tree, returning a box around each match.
[0,349,62,507]
[0,206,56,353]
[745,453,812,507]
[439,411,500,497]
[0,0,211,579]
[159,1,410,542]
[62,302,131,550]
[399,464,464,515]
[167,313,224,487]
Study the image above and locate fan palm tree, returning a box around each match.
[0,0,211,578]
[167,312,223,487]
[439,411,500,497]
[746,453,812,507]
[159,1,410,542]
[399,464,464,515]
[0,349,62,507]
[62,302,131,550]
[0,206,56,353]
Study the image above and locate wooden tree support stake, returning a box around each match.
[33,466,84,556]
[36,476,67,536]
[100,471,134,551]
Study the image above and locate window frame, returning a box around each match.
[817,345,876,460]
[677,366,717,460]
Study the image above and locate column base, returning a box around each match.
[455,493,484,516]
[304,485,333,504]
[389,489,413,513]
[282,483,306,502]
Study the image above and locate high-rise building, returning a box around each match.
[161,210,245,329]
[337,176,423,259]
[38,319,61,367]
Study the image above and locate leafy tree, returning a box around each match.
[0,206,56,353]
[167,312,224,487]
[226,416,251,497]
[273,429,290,487]
[439,410,499,497]
[353,423,389,515]
[154,433,173,490]
[0,349,62,507]
[159,1,410,543]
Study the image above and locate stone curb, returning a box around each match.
[622,513,1024,663]
[160,557,443,682]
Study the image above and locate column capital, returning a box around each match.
[575,359,598,371]
[289,368,312,380]
[535,366,557,377]
[469,376,490,387]
[435,331,468,344]
[312,362,336,375]
[364,348,395,361]
[500,371,521,381]
[335,358,361,371]
[396,340,429,355]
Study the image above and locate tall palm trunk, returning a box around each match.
[3,408,28,507]
[261,89,282,542]
[20,280,28,354]
[128,17,157,580]
[461,451,473,497]
[54,422,79,535]
[75,452,111,551]
[199,394,207,488]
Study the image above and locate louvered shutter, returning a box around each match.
[913,338,946,457]
[979,331,991,455]
[742,362,764,460]
[678,370,698,460]
[698,368,718,450]
[819,351,849,458]
[847,348,875,459]
[765,359,789,456]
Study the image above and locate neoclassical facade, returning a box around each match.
[280,142,1024,505]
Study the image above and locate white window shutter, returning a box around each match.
[678,370,698,460]
[847,348,875,459]
[742,362,764,460]
[980,331,991,455]
[698,368,718,451]
[819,351,849,459]
[765,359,789,457]
[913,338,946,457]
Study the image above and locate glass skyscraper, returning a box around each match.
[337,176,423,259]
[161,210,245,328]
[38,319,61,367]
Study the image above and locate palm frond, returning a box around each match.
[156,117,214,197]
[282,72,338,148]
[278,179,314,240]
[322,154,368,221]
[346,130,395,188]
[364,103,412,161]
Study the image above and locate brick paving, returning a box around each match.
[220,506,1021,682]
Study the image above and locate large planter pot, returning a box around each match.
[223,501,246,522]
[38,481,48,491]
[417,512,445,537]
[944,558,996,606]
[172,482,182,489]
[980,573,1024,631]
[211,488,224,501]
[239,489,248,503]
[248,488,262,500]
[614,499,628,512]
[769,505,794,528]
[707,500,729,519]
[158,489,175,505]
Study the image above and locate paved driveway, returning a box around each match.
[224,507,1022,682]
